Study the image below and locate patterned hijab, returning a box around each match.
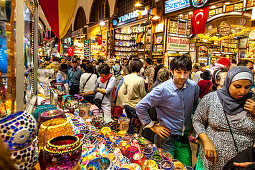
[217,66,254,115]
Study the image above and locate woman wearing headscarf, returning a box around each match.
[193,66,255,170]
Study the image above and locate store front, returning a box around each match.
[112,8,152,60]
[162,0,254,66]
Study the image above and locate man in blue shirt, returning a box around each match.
[67,59,83,95]
[136,54,199,167]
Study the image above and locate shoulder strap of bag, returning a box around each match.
[200,81,211,95]
[83,73,93,90]
[101,77,111,102]
[223,111,239,153]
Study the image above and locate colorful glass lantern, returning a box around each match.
[33,104,57,121]
[38,109,66,125]
[38,118,73,151]
[0,111,37,150]
[43,135,82,169]
[10,137,38,169]
[86,157,114,170]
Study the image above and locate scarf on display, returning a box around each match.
[100,74,112,83]
[217,66,254,115]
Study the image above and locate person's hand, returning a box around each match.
[244,99,255,116]
[204,140,218,163]
[150,125,170,139]
[233,162,254,167]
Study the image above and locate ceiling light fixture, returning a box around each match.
[152,15,160,20]
[99,21,105,26]
[134,2,143,7]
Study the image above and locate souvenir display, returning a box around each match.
[0,111,37,150]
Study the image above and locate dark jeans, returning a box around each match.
[69,85,79,95]
[155,134,192,167]
[124,105,141,134]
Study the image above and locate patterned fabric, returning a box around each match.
[144,65,155,91]
[193,92,255,170]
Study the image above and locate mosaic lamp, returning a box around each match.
[38,118,73,151]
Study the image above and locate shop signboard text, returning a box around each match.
[113,9,148,26]
[167,37,189,51]
[165,0,190,14]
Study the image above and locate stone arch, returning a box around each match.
[89,0,110,24]
[74,6,86,31]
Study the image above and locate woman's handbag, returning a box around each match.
[93,77,111,109]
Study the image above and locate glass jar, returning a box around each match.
[43,135,82,169]
[132,152,146,167]
[160,160,174,170]
[143,147,154,159]
[126,146,139,160]
[142,160,158,170]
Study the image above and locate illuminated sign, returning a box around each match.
[113,9,148,26]
[165,0,190,14]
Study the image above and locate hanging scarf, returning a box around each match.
[217,66,254,115]
[100,74,112,83]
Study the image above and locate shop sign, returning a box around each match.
[91,44,103,51]
[71,28,84,37]
[166,36,189,52]
[190,43,195,51]
[84,40,90,57]
[113,9,148,26]
[191,0,209,8]
[218,21,231,37]
[67,47,73,56]
[165,0,190,14]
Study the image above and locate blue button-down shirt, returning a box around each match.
[136,78,199,136]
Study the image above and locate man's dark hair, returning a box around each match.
[53,56,59,62]
[145,58,153,65]
[98,64,110,75]
[157,58,163,64]
[170,54,192,71]
[200,70,211,80]
[200,63,205,67]
[85,64,95,73]
[130,59,143,73]
[237,59,254,66]
[231,59,237,64]
[80,63,86,71]
[82,59,86,63]
[59,64,68,72]
[72,59,78,63]
[66,56,71,61]
[98,59,104,64]
[193,64,200,70]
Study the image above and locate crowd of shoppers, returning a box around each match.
[39,54,255,169]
